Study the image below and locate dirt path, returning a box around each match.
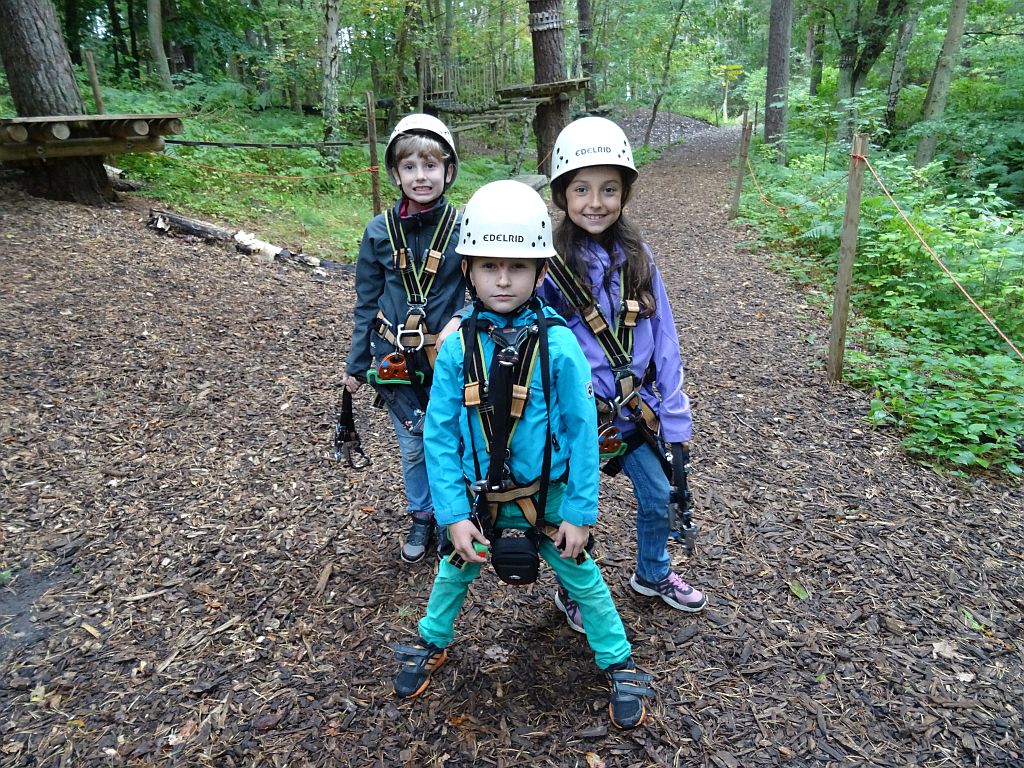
[1,125,1021,768]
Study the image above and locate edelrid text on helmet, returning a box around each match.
[550,116,637,188]
[456,180,556,259]
[384,113,459,188]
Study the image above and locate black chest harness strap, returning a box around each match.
[373,203,458,362]
[546,253,660,441]
[462,304,550,528]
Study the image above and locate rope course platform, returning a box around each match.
[0,113,184,162]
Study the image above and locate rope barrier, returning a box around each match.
[165,138,365,149]
[744,149,1023,363]
[858,154,1024,363]
[744,155,848,217]
[158,152,378,181]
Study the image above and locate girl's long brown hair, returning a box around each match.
[551,169,656,317]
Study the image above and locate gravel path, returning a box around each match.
[0,122,1021,767]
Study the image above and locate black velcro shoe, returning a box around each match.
[393,639,447,699]
[605,657,654,729]
[401,513,435,563]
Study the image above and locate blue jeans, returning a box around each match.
[388,404,432,516]
[621,442,671,583]
[418,485,632,669]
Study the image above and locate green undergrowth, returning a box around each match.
[104,94,517,261]
[740,139,1024,479]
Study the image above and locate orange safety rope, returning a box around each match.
[745,155,848,216]
[160,152,378,181]
[856,154,1024,363]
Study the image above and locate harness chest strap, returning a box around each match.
[547,254,658,433]
[384,202,458,310]
[460,313,556,533]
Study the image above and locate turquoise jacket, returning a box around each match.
[423,302,600,528]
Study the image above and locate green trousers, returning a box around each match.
[417,486,632,669]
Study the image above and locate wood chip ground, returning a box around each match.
[1,113,1021,767]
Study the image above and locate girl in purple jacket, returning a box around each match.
[540,116,707,633]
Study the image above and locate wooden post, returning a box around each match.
[827,133,869,383]
[727,111,752,220]
[84,50,105,114]
[753,101,759,133]
[417,49,425,112]
[366,90,382,216]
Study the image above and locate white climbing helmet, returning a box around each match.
[456,180,556,259]
[549,116,637,187]
[384,113,459,186]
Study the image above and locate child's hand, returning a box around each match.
[554,521,590,559]
[435,316,462,350]
[343,375,362,393]
[448,519,489,563]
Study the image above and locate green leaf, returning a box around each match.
[789,579,810,600]
[963,609,985,632]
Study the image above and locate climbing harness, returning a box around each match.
[365,202,458,424]
[548,252,698,552]
[546,253,660,446]
[333,389,370,469]
[367,203,458,402]
[447,302,588,583]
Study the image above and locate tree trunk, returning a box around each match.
[146,0,173,89]
[105,0,130,78]
[321,0,341,160]
[126,0,141,79]
[0,0,114,205]
[577,0,596,112]
[392,0,420,120]
[809,16,824,96]
[528,0,569,175]
[764,0,792,162]
[833,0,907,141]
[643,0,686,148]
[914,0,969,167]
[884,0,919,137]
[64,0,82,64]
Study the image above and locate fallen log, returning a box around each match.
[148,208,320,268]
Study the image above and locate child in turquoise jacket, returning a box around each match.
[391,180,654,730]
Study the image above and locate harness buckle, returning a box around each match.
[496,345,519,367]
[613,388,642,420]
[395,324,426,351]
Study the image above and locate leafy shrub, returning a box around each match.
[740,134,1024,479]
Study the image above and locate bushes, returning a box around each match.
[741,128,1024,478]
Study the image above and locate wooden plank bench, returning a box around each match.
[0,113,184,162]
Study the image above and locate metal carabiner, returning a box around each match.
[394,324,426,351]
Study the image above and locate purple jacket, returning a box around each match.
[537,237,693,443]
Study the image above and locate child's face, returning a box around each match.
[391,151,450,212]
[565,166,624,236]
[467,258,546,314]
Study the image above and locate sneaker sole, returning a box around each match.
[608,699,647,730]
[553,591,586,634]
[396,649,448,699]
[629,574,707,612]
[400,548,427,564]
